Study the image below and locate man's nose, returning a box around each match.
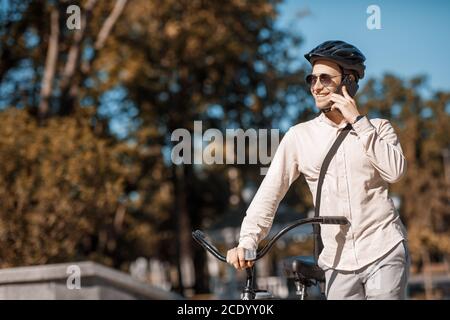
[312,78,324,92]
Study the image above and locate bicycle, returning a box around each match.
[192,216,349,300]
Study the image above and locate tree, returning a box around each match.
[0,107,145,268]
[101,0,310,294]
[0,0,311,296]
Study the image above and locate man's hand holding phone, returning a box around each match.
[329,85,362,124]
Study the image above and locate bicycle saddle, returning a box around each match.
[283,255,325,283]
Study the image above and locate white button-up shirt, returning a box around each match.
[238,113,408,271]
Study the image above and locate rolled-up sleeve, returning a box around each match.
[352,116,407,183]
[238,129,301,250]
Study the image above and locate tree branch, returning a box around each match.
[95,0,128,50]
[81,0,128,74]
[59,0,97,91]
[39,7,59,119]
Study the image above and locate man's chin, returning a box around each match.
[316,102,330,110]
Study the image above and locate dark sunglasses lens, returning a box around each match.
[319,74,333,86]
[306,75,317,86]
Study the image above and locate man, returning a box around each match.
[226,40,410,300]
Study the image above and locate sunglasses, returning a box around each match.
[305,73,342,87]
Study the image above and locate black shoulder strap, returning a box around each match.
[313,123,352,263]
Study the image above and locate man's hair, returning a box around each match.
[313,60,359,83]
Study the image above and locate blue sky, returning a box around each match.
[277,0,450,92]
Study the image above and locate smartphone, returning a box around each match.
[322,75,358,113]
[343,76,358,97]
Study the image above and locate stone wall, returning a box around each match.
[0,261,183,300]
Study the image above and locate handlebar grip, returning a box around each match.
[320,216,349,225]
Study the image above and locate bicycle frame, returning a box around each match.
[192,216,349,300]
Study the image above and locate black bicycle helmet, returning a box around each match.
[304,40,366,80]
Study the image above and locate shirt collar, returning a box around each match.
[317,111,350,129]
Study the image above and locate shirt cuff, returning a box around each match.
[238,237,257,251]
[352,116,376,136]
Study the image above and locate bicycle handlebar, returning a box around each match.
[192,229,228,262]
[192,216,348,263]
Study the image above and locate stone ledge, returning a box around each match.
[0,261,183,300]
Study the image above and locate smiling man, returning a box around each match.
[226,40,410,300]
